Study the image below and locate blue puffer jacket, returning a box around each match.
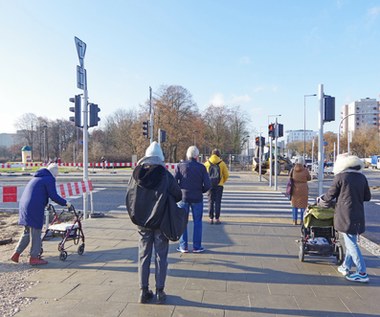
[19,168,67,229]
[174,158,211,203]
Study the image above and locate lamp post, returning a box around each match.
[304,94,317,157]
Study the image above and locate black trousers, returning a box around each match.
[207,185,224,220]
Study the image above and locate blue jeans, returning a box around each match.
[342,233,366,274]
[292,207,305,222]
[178,201,203,250]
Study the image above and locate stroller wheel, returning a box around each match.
[299,242,305,262]
[59,251,68,261]
[336,245,344,265]
[78,244,85,255]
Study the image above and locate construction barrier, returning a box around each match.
[1,162,177,169]
[0,181,93,203]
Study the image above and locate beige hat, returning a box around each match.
[47,163,59,178]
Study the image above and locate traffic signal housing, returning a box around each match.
[142,121,149,138]
[89,103,101,127]
[268,123,275,139]
[255,136,265,146]
[69,95,81,127]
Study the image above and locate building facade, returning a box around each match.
[341,98,380,136]
[286,129,316,144]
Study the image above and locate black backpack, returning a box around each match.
[208,160,221,188]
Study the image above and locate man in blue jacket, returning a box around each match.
[11,163,71,265]
[175,145,211,253]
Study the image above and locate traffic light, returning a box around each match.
[268,123,275,139]
[89,103,101,127]
[69,95,81,127]
[256,136,265,145]
[159,129,166,143]
[324,95,335,122]
[142,121,149,138]
[278,124,284,137]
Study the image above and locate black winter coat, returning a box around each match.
[126,161,182,229]
[324,171,371,234]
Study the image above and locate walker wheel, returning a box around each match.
[59,251,68,261]
[78,244,85,255]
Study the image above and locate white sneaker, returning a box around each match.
[337,265,349,276]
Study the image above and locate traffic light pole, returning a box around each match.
[317,84,324,196]
[82,64,89,219]
[274,118,278,190]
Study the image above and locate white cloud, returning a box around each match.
[368,6,380,18]
[231,94,251,104]
[209,93,225,106]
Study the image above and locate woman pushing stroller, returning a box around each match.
[318,154,371,283]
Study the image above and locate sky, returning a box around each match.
[1,0,380,138]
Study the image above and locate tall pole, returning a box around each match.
[258,132,262,182]
[274,117,278,190]
[304,94,317,157]
[149,87,153,144]
[317,84,324,196]
[83,61,89,218]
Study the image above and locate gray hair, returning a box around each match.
[186,146,199,159]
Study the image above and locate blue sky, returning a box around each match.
[1,0,380,137]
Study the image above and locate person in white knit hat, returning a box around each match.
[126,141,182,304]
[11,162,71,265]
[319,153,371,283]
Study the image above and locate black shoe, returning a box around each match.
[138,288,153,304]
[156,288,166,304]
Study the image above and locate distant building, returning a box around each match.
[0,133,17,147]
[286,129,317,144]
[341,98,380,136]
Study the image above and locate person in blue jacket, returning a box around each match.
[11,163,71,265]
[175,145,211,253]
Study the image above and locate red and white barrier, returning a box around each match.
[0,181,93,203]
[1,162,178,169]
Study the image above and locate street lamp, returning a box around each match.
[304,94,317,157]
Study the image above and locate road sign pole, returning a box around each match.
[74,36,89,218]
[82,65,89,218]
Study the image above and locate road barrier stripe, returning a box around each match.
[0,181,93,203]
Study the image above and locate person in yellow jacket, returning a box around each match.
[204,149,229,224]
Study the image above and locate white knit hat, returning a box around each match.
[145,141,164,161]
[47,163,59,178]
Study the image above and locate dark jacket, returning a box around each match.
[323,171,371,235]
[126,156,182,228]
[174,158,211,203]
[19,168,67,229]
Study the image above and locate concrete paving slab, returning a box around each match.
[22,281,79,299]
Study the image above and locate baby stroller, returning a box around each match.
[41,204,85,261]
[299,204,343,265]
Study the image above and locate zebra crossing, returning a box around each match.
[204,190,315,220]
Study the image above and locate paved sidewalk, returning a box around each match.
[12,178,380,317]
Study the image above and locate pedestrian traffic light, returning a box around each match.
[324,95,335,122]
[268,123,275,139]
[89,103,101,127]
[142,121,149,138]
[255,136,265,145]
[159,128,166,143]
[278,124,284,137]
[69,95,81,127]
